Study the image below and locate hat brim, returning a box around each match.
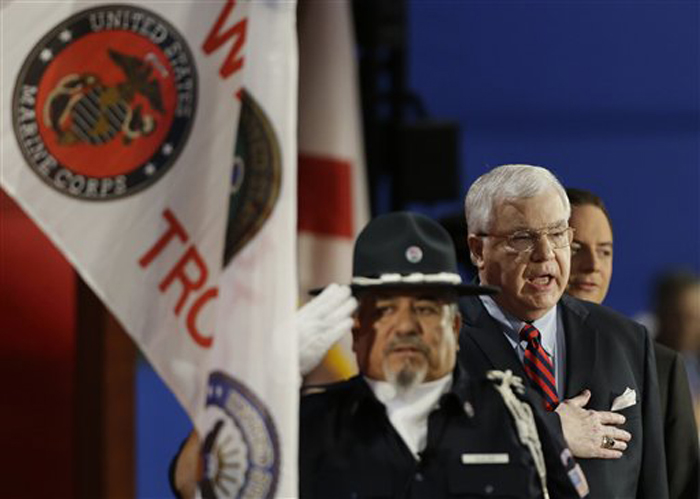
[309,282,500,297]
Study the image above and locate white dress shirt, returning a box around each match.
[366,374,452,459]
[479,295,566,396]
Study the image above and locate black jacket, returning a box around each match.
[300,366,586,498]
[459,294,668,499]
[654,343,699,499]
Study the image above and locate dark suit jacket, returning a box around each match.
[459,294,668,499]
[654,342,700,499]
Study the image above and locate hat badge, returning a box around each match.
[405,245,423,263]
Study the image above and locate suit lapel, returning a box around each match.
[460,296,526,377]
[463,294,600,401]
[560,295,598,398]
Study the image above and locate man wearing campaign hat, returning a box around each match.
[300,212,588,498]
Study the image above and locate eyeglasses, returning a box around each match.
[479,227,575,253]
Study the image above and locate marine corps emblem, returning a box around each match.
[12,5,197,200]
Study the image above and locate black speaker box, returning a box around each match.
[395,121,460,204]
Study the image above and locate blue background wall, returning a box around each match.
[138,2,699,496]
[136,356,190,498]
[407,1,700,318]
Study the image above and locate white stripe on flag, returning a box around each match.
[297,0,368,382]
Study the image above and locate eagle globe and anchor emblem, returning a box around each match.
[44,49,164,147]
[12,4,197,200]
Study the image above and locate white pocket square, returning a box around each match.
[611,387,636,411]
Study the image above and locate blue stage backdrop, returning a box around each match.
[136,356,190,498]
[137,3,699,496]
[408,1,699,318]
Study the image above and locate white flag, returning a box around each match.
[198,2,299,498]
[297,0,369,383]
[1,1,298,497]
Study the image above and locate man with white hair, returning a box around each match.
[459,164,667,498]
[300,211,587,498]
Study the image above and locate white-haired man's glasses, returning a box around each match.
[479,227,575,253]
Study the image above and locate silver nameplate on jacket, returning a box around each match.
[461,453,510,464]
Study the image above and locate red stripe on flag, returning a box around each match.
[298,154,354,238]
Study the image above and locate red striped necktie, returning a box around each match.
[519,323,559,411]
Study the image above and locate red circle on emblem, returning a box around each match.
[35,31,177,178]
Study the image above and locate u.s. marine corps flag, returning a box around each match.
[1,1,298,497]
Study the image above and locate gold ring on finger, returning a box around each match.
[601,435,615,449]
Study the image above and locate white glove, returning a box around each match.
[297,283,358,376]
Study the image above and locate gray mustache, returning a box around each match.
[384,335,430,356]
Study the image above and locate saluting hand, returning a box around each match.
[555,389,632,459]
[297,283,358,376]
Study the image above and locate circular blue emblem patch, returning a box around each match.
[199,371,280,498]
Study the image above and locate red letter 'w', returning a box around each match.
[202,0,248,79]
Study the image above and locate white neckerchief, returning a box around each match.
[366,373,452,459]
[479,295,565,395]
